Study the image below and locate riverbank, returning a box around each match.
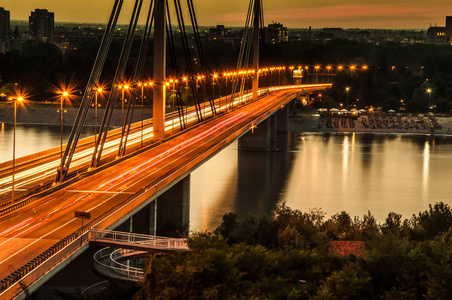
[289,109,452,135]
[0,103,153,127]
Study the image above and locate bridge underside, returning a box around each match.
[239,104,289,151]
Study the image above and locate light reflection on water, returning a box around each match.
[190,132,452,232]
[2,124,452,233]
[0,123,92,163]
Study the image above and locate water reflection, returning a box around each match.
[190,134,296,231]
[190,132,452,232]
[0,124,92,163]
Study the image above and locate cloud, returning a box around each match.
[263,3,452,28]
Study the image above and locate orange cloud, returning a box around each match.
[201,3,452,29]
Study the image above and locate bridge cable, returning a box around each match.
[55,0,124,182]
[174,0,203,122]
[116,0,145,158]
[186,0,217,117]
[230,0,254,108]
[90,0,143,165]
[118,0,155,157]
[166,0,186,130]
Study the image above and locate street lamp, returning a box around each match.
[326,66,331,83]
[118,84,129,124]
[315,65,320,83]
[169,79,178,134]
[427,88,432,110]
[10,95,23,202]
[94,88,103,145]
[138,82,147,147]
[182,77,189,124]
[305,66,309,84]
[345,87,350,110]
[350,65,356,78]
[212,73,217,102]
[58,91,68,183]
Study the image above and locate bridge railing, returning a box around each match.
[89,228,189,250]
[93,247,145,282]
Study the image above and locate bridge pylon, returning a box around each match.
[153,0,167,141]
[252,0,261,101]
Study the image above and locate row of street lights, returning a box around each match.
[7,65,350,198]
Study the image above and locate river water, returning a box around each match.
[2,122,452,232]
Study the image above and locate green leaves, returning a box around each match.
[135,202,452,299]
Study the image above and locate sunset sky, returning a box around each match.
[3,0,452,29]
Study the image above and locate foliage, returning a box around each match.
[2,37,452,110]
[136,202,452,299]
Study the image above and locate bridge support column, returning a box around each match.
[276,106,289,133]
[156,175,190,237]
[150,200,157,235]
[270,114,277,142]
[239,119,271,151]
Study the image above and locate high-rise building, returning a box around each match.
[265,22,288,44]
[209,25,232,41]
[0,7,10,38]
[427,16,452,45]
[29,8,54,40]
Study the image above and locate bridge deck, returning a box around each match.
[0,85,329,299]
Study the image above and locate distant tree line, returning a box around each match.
[1,38,452,112]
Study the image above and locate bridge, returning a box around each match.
[91,229,188,283]
[0,0,339,298]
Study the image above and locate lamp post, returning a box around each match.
[326,66,331,83]
[224,73,229,112]
[138,82,147,147]
[305,66,309,84]
[212,73,217,105]
[11,95,23,201]
[119,84,129,124]
[58,91,68,183]
[315,65,320,84]
[346,87,350,110]
[183,77,189,125]
[94,88,102,145]
[170,79,177,135]
[427,88,432,111]
[350,65,356,78]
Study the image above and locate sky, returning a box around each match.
[3,0,452,29]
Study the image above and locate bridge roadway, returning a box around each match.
[0,85,314,205]
[0,85,328,298]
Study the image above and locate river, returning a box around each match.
[2,122,452,232]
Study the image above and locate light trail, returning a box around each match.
[0,85,329,197]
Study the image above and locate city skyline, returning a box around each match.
[1,0,452,29]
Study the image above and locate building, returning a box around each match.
[0,7,10,53]
[29,8,54,40]
[265,22,288,44]
[0,7,9,37]
[209,25,232,41]
[427,16,452,45]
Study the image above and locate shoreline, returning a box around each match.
[289,109,452,136]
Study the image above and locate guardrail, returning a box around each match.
[93,247,145,282]
[89,229,188,251]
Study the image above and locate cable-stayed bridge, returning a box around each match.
[0,0,346,298]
